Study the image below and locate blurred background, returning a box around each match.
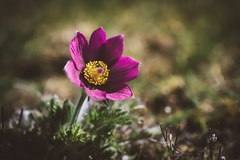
[1,0,240,158]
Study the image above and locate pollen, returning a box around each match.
[83,61,109,85]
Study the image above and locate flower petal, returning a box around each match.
[107,56,140,84]
[106,85,133,100]
[96,82,126,93]
[100,35,124,65]
[64,60,83,87]
[84,87,106,100]
[86,27,106,61]
[70,31,88,70]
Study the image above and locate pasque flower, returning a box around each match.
[64,27,140,100]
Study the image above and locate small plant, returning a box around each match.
[160,125,226,160]
[0,98,135,160]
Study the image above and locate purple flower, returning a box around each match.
[64,27,140,100]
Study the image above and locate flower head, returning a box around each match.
[64,27,140,100]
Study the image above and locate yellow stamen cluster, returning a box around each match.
[83,61,109,85]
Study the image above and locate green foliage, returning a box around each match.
[86,106,132,131]
[0,98,135,160]
[46,102,133,160]
[46,98,73,126]
[42,98,73,134]
[53,123,89,145]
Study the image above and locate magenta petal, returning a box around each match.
[69,32,87,70]
[86,27,106,61]
[108,56,140,84]
[106,85,133,100]
[64,60,83,87]
[84,87,106,100]
[101,35,124,64]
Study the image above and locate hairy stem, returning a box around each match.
[76,96,90,124]
[70,90,87,125]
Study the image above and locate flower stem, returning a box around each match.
[70,89,87,125]
[76,96,90,124]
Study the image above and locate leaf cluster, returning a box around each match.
[0,98,133,160]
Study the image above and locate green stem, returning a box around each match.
[70,89,87,125]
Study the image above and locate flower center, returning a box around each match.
[83,61,109,85]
